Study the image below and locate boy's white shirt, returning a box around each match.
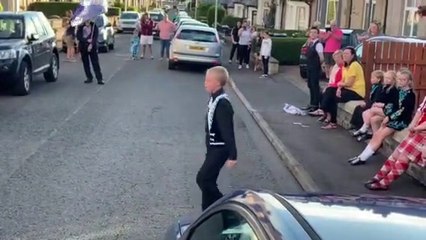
[260,38,272,57]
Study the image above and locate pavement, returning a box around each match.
[0,34,302,239]
[227,62,426,198]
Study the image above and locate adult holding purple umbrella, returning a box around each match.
[72,0,107,85]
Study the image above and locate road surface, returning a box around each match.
[0,34,301,239]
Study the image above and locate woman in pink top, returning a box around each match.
[323,20,343,79]
[156,15,176,60]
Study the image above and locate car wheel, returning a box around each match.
[44,54,59,82]
[13,61,32,96]
[168,61,176,70]
[300,68,307,79]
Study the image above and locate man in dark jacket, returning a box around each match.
[76,20,104,85]
[196,66,238,211]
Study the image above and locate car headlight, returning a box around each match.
[0,50,17,60]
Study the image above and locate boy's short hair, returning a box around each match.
[207,66,229,87]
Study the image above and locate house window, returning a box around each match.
[325,0,339,25]
[402,0,419,36]
[362,0,377,28]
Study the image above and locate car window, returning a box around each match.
[120,13,139,19]
[356,45,363,59]
[177,29,217,43]
[0,17,24,39]
[31,16,46,36]
[149,14,163,21]
[25,18,37,36]
[189,210,259,240]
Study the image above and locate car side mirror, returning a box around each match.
[29,33,39,41]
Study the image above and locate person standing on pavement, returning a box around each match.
[303,27,324,112]
[196,66,237,211]
[64,18,77,62]
[238,21,252,70]
[259,31,272,78]
[129,28,140,60]
[156,14,176,60]
[76,20,104,85]
[323,20,343,79]
[138,13,154,59]
[229,21,241,63]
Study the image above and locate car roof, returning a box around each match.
[0,11,40,17]
[366,35,426,43]
[178,25,216,33]
[217,190,426,240]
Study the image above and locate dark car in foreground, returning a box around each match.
[299,29,363,79]
[0,11,59,95]
[165,189,426,240]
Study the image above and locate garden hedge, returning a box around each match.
[28,2,121,17]
[271,37,307,65]
[221,15,241,27]
[207,5,225,26]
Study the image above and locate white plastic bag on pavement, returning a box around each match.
[283,103,307,116]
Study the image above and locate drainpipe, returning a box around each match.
[348,0,353,28]
[383,0,388,34]
[365,0,373,29]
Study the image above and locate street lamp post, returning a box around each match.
[214,0,218,28]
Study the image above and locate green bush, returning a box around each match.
[221,15,241,27]
[271,37,307,65]
[207,5,225,26]
[0,3,3,12]
[28,2,79,17]
[106,7,121,17]
[28,2,121,18]
[256,28,306,38]
[196,3,213,19]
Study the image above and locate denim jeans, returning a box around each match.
[160,39,171,58]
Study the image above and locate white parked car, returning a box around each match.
[168,25,223,70]
[117,11,140,33]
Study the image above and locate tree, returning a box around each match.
[0,2,3,12]
[207,5,225,26]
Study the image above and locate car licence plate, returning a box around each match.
[189,46,205,51]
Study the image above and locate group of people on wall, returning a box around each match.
[302,20,425,191]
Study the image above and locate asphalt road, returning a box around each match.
[0,34,302,239]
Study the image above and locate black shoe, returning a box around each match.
[84,79,93,84]
[301,105,313,110]
[97,80,105,85]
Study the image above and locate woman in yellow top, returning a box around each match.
[321,47,366,129]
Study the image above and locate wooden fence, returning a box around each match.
[361,41,426,107]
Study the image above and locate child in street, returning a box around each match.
[130,29,140,60]
[259,31,272,78]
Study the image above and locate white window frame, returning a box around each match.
[402,0,419,36]
[362,0,377,29]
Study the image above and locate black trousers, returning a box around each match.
[238,45,250,65]
[322,87,363,123]
[307,68,321,107]
[196,147,229,211]
[262,56,269,75]
[229,43,239,61]
[350,105,370,129]
[80,47,103,81]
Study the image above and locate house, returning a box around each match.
[255,0,309,30]
[310,0,426,37]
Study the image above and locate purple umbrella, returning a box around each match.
[71,4,105,26]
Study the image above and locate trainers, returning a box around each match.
[151,56,154,60]
[229,60,232,63]
[245,64,249,69]
[259,74,267,78]
[238,65,242,69]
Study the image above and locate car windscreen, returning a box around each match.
[149,13,163,21]
[0,17,24,39]
[177,29,217,43]
[120,13,139,20]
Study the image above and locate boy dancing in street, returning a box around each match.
[196,66,238,211]
[259,31,272,78]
